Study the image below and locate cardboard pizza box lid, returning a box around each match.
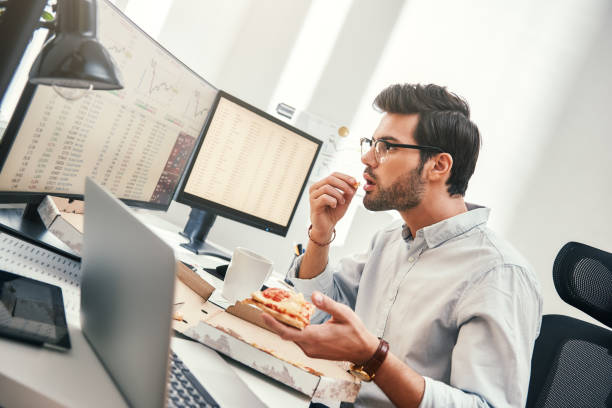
[225,301,269,331]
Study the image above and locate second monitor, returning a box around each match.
[176,91,322,258]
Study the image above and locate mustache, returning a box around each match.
[364,167,376,180]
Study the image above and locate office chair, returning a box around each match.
[526,242,612,408]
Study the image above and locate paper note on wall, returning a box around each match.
[275,103,362,186]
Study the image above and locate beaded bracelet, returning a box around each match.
[307,224,336,247]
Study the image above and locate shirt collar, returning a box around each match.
[401,204,490,248]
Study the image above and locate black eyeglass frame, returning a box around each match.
[360,137,445,156]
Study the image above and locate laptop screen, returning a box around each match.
[81,178,176,407]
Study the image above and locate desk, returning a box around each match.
[0,210,311,408]
[0,325,127,408]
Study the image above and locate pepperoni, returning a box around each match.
[262,287,291,302]
[259,288,313,325]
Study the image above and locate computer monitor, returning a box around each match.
[0,0,216,215]
[176,91,322,259]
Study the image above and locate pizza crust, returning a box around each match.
[243,298,307,330]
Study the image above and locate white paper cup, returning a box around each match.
[222,247,273,303]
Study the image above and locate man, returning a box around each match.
[262,84,542,407]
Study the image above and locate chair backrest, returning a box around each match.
[526,315,612,408]
[526,242,612,408]
[553,241,612,328]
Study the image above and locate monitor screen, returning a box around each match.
[177,91,322,236]
[0,0,217,210]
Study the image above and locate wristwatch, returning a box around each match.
[349,338,389,382]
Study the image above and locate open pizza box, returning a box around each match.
[172,262,361,402]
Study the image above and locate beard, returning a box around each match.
[363,163,426,212]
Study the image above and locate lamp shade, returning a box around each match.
[29,0,122,90]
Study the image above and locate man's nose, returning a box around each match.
[361,147,377,167]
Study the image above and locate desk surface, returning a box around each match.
[0,325,127,408]
[0,211,311,408]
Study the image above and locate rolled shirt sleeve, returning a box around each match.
[286,252,368,324]
[419,264,542,408]
[286,255,335,323]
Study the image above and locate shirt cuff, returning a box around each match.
[285,255,335,323]
[418,376,435,408]
[286,254,335,298]
[418,376,490,408]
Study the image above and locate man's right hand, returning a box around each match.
[308,172,359,243]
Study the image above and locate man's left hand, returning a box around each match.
[261,291,379,364]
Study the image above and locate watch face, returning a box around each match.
[349,367,372,382]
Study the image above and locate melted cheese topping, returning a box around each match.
[252,288,315,323]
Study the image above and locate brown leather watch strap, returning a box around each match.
[362,338,389,379]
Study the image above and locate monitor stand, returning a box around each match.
[179,208,231,261]
[0,203,79,259]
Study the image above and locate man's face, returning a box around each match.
[361,113,427,212]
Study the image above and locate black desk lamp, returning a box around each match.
[29,0,122,90]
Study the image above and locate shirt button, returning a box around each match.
[408,256,415,262]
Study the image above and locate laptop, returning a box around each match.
[80,178,264,408]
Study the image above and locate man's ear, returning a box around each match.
[428,153,453,182]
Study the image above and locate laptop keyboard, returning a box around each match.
[168,351,220,408]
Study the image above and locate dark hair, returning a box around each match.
[373,84,480,196]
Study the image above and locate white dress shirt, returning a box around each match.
[287,207,542,407]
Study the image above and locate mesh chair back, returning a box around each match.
[526,315,612,408]
[527,242,612,407]
[553,242,612,328]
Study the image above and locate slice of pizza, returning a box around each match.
[245,287,315,330]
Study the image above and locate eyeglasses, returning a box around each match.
[360,137,444,162]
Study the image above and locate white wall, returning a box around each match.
[504,14,612,323]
